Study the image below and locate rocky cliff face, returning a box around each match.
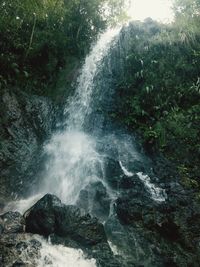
[0,88,56,208]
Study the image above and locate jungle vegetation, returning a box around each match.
[114,0,200,193]
[0,0,127,94]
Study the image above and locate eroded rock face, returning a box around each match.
[0,88,56,208]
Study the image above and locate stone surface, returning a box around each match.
[77,181,111,221]
[25,194,107,247]
[0,233,42,267]
[0,88,56,207]
[0,211,25,234]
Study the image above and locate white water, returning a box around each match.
[18,236,96,267]
[137,172,166,202]
[39,28,121,205]
[119,161,166,202]
[37,238,96,267]
[65,28,120,130]
[119,161,134,177]
[3,193,42,214]
[108,241,120,256]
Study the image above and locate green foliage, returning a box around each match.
[115,19,200,188]
[0,0,127,94]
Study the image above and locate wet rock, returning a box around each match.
[118,175,135,189]
[91,243,121,267]
[119,174,145,191]
[12,260,26,267]
[0,88,56,204]
[77,181,111,221]
[116,195,154,224]
[0,212,25,234]
[25,194,107,247]
[103,157,122,188]
[0,233,41,267]
[24,194,121,266]
[24,194,64,236]
[155,219,180,242]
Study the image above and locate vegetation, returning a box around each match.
[114,1,200,191]
[0,0,127,96]
[0,0,199,191]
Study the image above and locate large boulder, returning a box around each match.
[24,194,107,247]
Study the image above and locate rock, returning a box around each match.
[12,260,26,267]
[155,219,180,242]
[24,194,63,236]
[118,175,135,189]
[24,194,121,266]
[76,181,111,221]
[0,233,41,267]
[25,194,107,247]
[119,174,145,191]
[0,212,25,234]
[116,195,153,224]
[0,88,56,203]
[103,157,123,188]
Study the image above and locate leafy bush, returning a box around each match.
[115,19,200,187]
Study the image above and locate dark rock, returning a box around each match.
[0,212,24,234]
[25,194,107,247]
[118,174,145,191]
[24,194,63,236]
[24,194,121,266]
[0,88,56,203]
[103,157,122,188]
[16,242,28,252]
[155,219,180,242]
[117,197,141,224]
[119,175,135,189]
[12,260,26,267]
[0,223,3,234]
[77,181,111,221]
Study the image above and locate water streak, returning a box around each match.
[40,28,120,205]
[119,161,134,177]
[65,28,120,130]
[137,172,166,202]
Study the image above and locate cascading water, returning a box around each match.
[4,26,167,266]
[65,28,120,130]
[5,26,166,213]
[41,28,121,205]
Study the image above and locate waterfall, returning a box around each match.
[4,26,167,266]
[65,28,120,130]
[41,28,121,204]
[5,26,166,213]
